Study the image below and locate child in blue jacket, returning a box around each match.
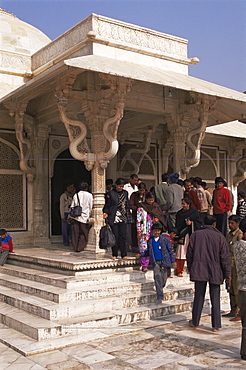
[147,222,175,303]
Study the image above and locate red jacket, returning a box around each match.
[212,187,232,214]
[184,189,201,211]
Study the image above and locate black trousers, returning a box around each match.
[112,223,127,258]
[240,291,246,360]
[192,281,221,329]
[213,212,228,236]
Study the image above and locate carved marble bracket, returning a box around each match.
[120,125,157,174]
[234,156,246,186]
[4,100,35,181]
[56,74,132,170]
[182,93,219,174]
[166,95,220,177]
[230,144,246,186]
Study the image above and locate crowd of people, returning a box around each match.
[1,172,245,360]
[0,172,237,356]
[57,172,246,359]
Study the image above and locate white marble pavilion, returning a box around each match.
[0,10,245,248]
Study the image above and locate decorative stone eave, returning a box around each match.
[31,13,197,76]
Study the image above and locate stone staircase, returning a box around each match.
[0,254,229,356]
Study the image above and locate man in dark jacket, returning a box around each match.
[103,178,132,260]
[187,215,231,331]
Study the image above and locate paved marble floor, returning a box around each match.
[0,315,244,369]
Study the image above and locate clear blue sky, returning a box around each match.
[2,0,246,92]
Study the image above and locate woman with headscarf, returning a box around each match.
[175,197,202,277]
[137,192,166,272]
[130,182,147,255]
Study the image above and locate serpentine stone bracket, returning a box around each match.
[120,125,157,173]
[56,74,132,170]
[4,100,35,181]
[233,145,246,186]
[183,95,220,174]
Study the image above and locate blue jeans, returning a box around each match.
[61,212,72,245]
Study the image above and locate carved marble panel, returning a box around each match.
[32,16,92,70]
[1,50,31,72]
[32,14,188,73]
[93,15,187,57]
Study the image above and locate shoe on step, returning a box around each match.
[222,312,236,317]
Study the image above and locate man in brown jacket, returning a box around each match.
[187,215,231,331]
[224,215,243,321]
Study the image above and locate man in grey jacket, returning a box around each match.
[164,172,183,231]
[187,215,231,331]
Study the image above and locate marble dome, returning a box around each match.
[0,9,51,98]
[0,9,51,55]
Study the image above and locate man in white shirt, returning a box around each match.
[124,174,139,199]
[70,182,93,252]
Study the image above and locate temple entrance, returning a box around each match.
[51,149,91,236]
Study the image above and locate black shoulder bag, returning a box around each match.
[70,193,82,218]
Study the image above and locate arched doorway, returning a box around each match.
[51,149,91,235]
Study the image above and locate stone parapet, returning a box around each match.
[32,13,190,74]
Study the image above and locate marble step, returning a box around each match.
[0,282,195,321]
[0,298,231,357]
[0,302,62,341]
[0,273,156,303]
[0,310,188,356]
[0,288,229,343]
[7,254,139,275]
[1,264,71,289]
[0,291,196,341]
[2,263,190,289]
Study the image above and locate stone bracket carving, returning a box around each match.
[231,144,246,186]
[4,100,35,181]
[120,125,157,173]
[184,96,220,173]
[56,74,132,170]
[235,157,246,185]
[166,95,220,176]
